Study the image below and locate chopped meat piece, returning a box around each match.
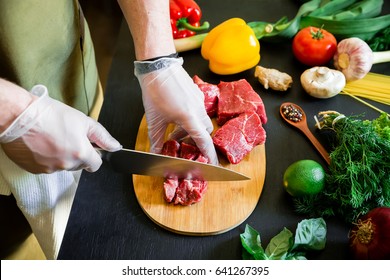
[173,179,208,206]
[192,75,203,84]
[163,179,179,203]
[213,112,266,164]
[180,141,200,160]
[161,139,181,157]
[161,140,181,202]
[254,65,293,91]
[161,140,209,206]
[217,79,267,125]
[196,154,208,163]
[193,75,219,117]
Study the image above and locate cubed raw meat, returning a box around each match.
[173,179,208,206]
[213,112,266,164]
[161,139,181,157]
[217,79,267,125]
[161,140,208,205]
[193,75,219,118]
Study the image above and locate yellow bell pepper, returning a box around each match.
[201,18,260,75]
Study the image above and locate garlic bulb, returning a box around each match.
[333,37,373,82]
[301,66,346,99]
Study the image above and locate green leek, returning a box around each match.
[248,0,389,41]
[175,0,390,52]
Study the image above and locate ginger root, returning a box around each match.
[254,66,293,91]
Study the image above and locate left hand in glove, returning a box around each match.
[0,84,121,174]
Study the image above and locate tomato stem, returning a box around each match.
[310,25,324,40]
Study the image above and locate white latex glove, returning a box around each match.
[134,57,218,165]
[0,85,121,174]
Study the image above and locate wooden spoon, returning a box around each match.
[280,102,331,165]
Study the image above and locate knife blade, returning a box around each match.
[98,148,250,181]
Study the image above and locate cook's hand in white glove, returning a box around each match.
[134,57,218,165]
[0,85,121,174]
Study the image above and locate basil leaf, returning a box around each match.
[265,227,294,260]
[285,251,307,260]
[240,224,268,260]
[242,249,255,260]
[292,218,327,251]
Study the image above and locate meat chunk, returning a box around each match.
[217,79,267,125]
[193,75,219,118]
[213,112,266,164]
[161,140,181,202]
[180,141,201,160]
[163,179,179,203]
[161,139,181,157]
[173,179,208,206]
[161,140,208,205]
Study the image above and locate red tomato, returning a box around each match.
[292,26,337,66]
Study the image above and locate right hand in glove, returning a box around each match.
[0,84,121,174]
[134,57,218,165]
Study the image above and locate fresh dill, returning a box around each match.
[293,112,390,223]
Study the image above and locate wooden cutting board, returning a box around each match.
[133,116,266,235]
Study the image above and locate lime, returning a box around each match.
[283,160,325,197]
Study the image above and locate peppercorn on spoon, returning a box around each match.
[280,102,331,165]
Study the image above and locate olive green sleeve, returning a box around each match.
[0,0,99,115]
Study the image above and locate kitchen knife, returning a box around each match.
[98,148,250,181]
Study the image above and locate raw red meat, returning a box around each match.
[163,179,179,203]
[161,139,180,157]
[180,141,200,160]
[161,140,208,205]
[213,112,266,164]
[217,79,267,125]
[161,140,181,202]
[173,179,208,206]
[193,75,219,118]
[161,77,268,203]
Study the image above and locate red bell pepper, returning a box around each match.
[169,0,209,39]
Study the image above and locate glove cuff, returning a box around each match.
[134,55,183,76]
[141,52,178,62]
[0,85,49,143]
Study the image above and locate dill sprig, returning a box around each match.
[293,112,390,223]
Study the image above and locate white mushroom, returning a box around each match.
[300,66,346,99]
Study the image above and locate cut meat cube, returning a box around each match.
[161,140,209,205]
[196,154,208,163]
[214,132,253,165]
[163,179,179,203]
[193,75,219,118]
[173,179,208,206]
[161,140,181,202]
[180,141,200,160]
[161,139,181,157]
[217,79,267,125]
[213,112,266,164]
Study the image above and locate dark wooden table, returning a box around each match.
[58,0,390,259]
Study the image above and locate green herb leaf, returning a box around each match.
[265,227,294,260]
[285,251,307,260]
[371,112,390,140]
[241,218,327,260]
[298,112,390,223]
[292,218,327,251]
[240,224,268,260]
